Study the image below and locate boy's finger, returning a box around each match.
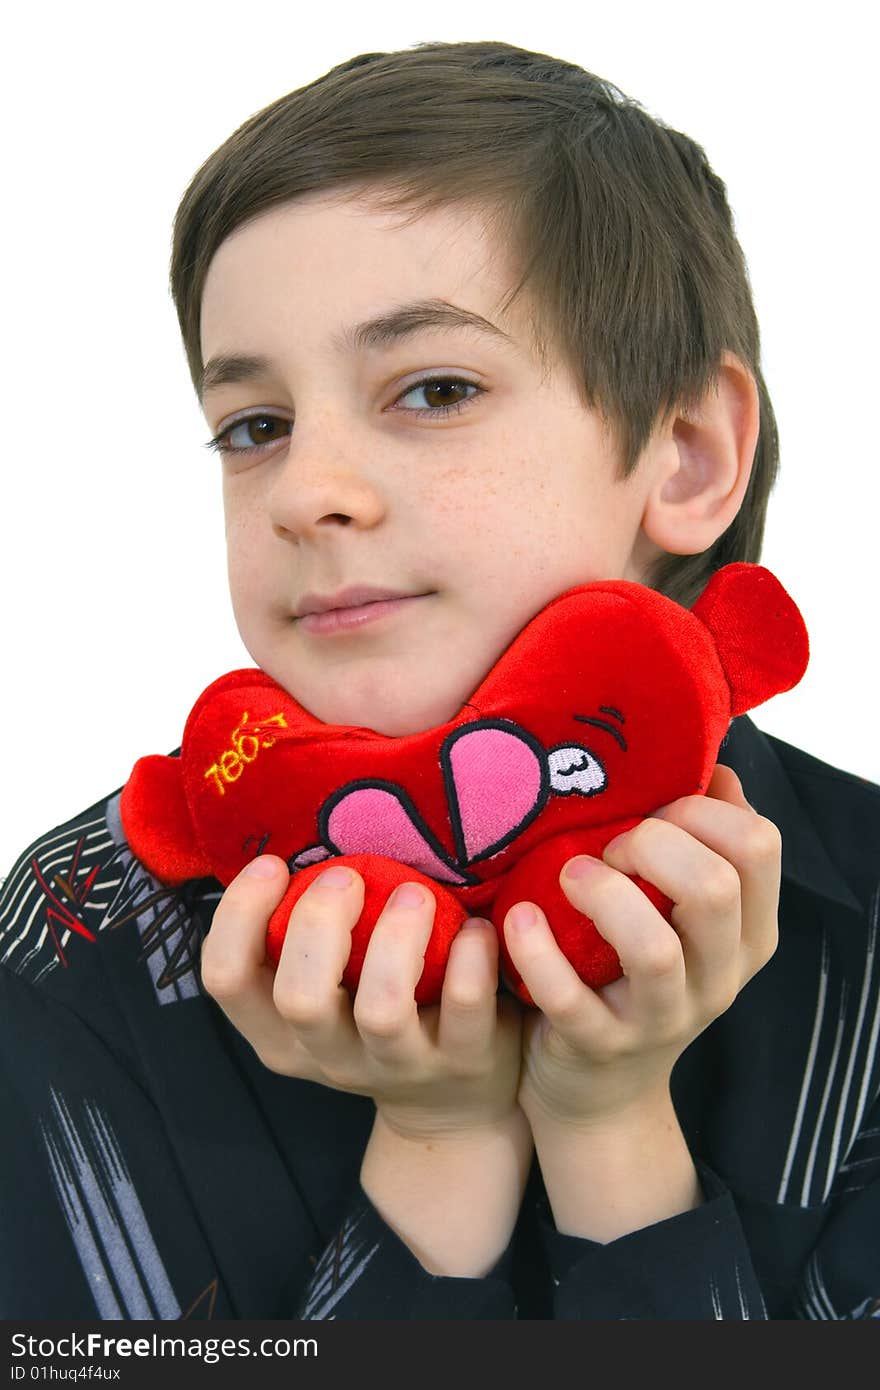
[353,882,436,1065]
[437,918,501,1057]
[632,797,782,982]
[200,857,322,1077]
[559,862,688,1029]
[200,856,290,998]
[271,866,364,1066]
[706,763,752,808]
[502,901,620,1045]
[599,818,741,998]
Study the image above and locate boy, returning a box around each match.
[1,39,878,1320]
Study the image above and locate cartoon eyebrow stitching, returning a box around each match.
[573,709,628,752]
[599,705,625,722]
[242,831,272,857]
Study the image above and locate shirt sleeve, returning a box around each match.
[535,1158,770,1319]
[788,1092,880,1320]
[0,963,236,1320]
[294,1182,518,1319]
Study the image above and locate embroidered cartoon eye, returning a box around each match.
[546,744,607,796]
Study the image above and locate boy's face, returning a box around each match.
[199,190,666,735]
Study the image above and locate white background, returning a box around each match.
[2,0,877,872]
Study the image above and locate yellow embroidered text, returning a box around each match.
[204,711,288,797]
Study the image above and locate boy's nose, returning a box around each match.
[267,450,386,540]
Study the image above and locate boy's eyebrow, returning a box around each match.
[199,298,514,400]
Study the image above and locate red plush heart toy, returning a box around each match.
[120,563,808,1005]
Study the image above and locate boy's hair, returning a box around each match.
[170,39,777,607]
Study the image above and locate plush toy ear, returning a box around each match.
[691,563,809,717]
[119,753,213,885]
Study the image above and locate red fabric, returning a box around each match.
[120,563,809,1004]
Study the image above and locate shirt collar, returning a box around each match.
[718,714,863,915]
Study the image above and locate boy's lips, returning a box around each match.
[295,590,434,635]
[295,584,423,617]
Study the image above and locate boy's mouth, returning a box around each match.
[295,583,424,617]
[295,588,434,636]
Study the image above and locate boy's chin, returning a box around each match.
[289,678,471,738]
[356,705,462,738]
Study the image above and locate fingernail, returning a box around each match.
[312,865,353,893]
[507,902,538,932]
[391,882,425,909]
[244,856,280,879]
[564,855,602,880]
[602,831,627,855]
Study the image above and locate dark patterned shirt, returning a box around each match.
[1,716,878,1319]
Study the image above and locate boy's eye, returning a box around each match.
[394,376,481,416]
[203,375,483,458]
[212,415,291,455]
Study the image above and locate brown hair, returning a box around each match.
[170,39,777,606]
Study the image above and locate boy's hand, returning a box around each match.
[503,764,781,1131]
[200,861,524,1141]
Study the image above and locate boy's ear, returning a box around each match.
[640,351,760,556]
